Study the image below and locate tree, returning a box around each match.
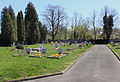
[71,11,83,40]
[17,11,25,43]
[98,6,118,41]
[43,5,66,41]
[1,7,14,46]
[56,16,69,40]
[39,21,48,42]
[91,11,97,40]
[102,7,117,41]
[25,2,40,44]
[42,25,47,42]
[103,14,114,41]
[8,5,17,43]
[38,21,42,42]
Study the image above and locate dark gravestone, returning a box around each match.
[26,48,32,54]
[42,48,47,54]
[58,48,63,54]
[79,44,82,48]
[55,44,59,49]
[69,42,72,46]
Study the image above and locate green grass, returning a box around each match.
[0,43,93,81]
[108,43,120,58]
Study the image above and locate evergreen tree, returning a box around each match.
[103,12,114,41]
[8,5,17,43]
[25,2,40,44]
[42,25,47,42]
[17,11,25,43]
[39,21,47,42]
[39,21,42,42]
[1,7,14,46]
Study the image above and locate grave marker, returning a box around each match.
[55,43,59,49]
[42,48,47,54]
[58,48,63,54]
[26,48,32,54]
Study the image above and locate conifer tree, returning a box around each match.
[17,11,25,43]
[8,5,17,43]
[42,25,47,41]
[25,2,40,44]
[39,21,42,42]
[1,7,14,46]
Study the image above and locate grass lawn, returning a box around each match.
[108,43,120,58]
[0,43,93,81]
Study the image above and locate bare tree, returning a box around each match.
[91,11,97,40]
[42,5,66,41]
[71,11,83,40]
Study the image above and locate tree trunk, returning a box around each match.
[52,34,54,41]
[107,34,110,43]
[94,26,96,40]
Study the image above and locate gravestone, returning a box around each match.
[62,43,65,46]
[25,44,28,47]
[111,41,113,44]
[42,48,47,54]
[26,48,32,54]
[85,41,88,46]
[22,41,24,45]
[58,48,63,54]
[69,42,72,46]
[79,44,82,48]
[75,41,77,44]
[40,44,43,51]
[55,43,59,49]
[89,42,92,44]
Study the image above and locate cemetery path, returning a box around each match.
[25,45,120,82]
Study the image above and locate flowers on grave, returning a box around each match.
[56,54,62,57]
[34,53,43,56]
[51,54,62,57]
[51,41,54,45]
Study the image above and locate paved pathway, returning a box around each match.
[25,45,120,82]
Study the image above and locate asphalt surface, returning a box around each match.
[25,45,120,82]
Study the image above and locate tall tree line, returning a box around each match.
[1,6,17,46]
[0,2,48,46]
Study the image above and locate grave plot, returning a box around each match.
[59,42,65,46]
[77,43,83,48]
[12,45,26,57]
[115,43,120,49]
[29,48,47,58]
[66,47,76,51]
[52,43,59,49]
[26,44,44,54]
[112,42,117,46]
[69,42,72,46]
[48,48,68,59]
